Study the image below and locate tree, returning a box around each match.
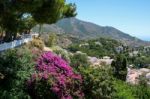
[0,0,77,42]
[0,26,3,39]
[20,15,37,34]
[111,54,127,81]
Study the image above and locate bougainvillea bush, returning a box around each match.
[27,51,84,99]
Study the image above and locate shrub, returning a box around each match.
[77,66,115,99]
[113,76,150,99]
[113,80,136,99]
[0,48,35,98]
[26,37,44,50]
[47,33,57,47]
[52,46,71,63]
[27,51,84,99]
[70,52,90,68]
[31,47,43,61]
[134,85,150,99]
[134,75,150,99]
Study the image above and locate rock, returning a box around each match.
[139,68,150,73]
[44,47,53,51]
[146,73,150,79]
[126,68,140,84]
[126,68,150,85]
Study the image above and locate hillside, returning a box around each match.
[67,37,121,58]
[32,18,150,47]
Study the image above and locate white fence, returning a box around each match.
[0,33,38,51]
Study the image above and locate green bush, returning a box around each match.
[0,48,35,99]
[77,66,115,99]
[134,85,150,99]
[134,75,150,99]
[47,33,57,47]
[113,80,136,99]
[26,37,45,50]
[113,77,150,99]
[52,46,71,63]
[70,52,90,68]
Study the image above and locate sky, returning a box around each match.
[67,0,150,41]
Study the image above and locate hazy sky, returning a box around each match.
[67,0,150,41]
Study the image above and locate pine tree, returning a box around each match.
[0,0,77,42]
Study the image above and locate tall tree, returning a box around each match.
[0,0,77,42]
[111,54,127,81]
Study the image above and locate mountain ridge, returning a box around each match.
[32,18,150,47]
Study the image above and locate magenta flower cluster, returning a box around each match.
[27,51,84,99]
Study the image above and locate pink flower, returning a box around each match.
[65,95,73,99]
[43,73,48,79]
[27,51,84,99]
[31,73,37,80]
[51,86,60,93]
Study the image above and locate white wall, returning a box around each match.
[0,33,38,51]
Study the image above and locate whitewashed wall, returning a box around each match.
[0,33,38,51]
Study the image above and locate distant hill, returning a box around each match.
[32,18,150,47]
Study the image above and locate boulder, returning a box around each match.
[146,73,150,79]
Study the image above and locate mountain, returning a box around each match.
[32,18,150,47]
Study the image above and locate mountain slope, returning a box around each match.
[56,18,133,39]
[32,18,150,46]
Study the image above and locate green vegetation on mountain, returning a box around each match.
[68,37,121,58]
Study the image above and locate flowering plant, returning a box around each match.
[27,51,84,99]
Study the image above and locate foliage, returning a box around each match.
[19,15,37,33]
[134,85,150,99]
[0,0,77,41]
[111,54,127,80]
[27,51,84,99]
[124,46,150,68]
[74,65,115,99]
[47,33,57,47]
[134,75,150,99]
[129,56,150,68]
[0,48,35,99]
[70,52,90,68]
[113,80,136,99]
[68,38,121,58]
[26,37,45,50]
[52,46,71,63]
[113,76,150,99]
